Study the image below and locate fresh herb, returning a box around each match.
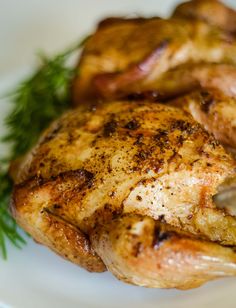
[0,37,87,258]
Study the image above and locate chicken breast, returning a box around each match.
[11,101,236,289]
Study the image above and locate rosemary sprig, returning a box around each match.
[0,38,86,258]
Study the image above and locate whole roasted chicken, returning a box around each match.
[11,0,236,290]
[12,100,236,289]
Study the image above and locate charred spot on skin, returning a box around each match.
[53,204,62,210]
[132,241,143,257]
[70,169,94,184]
[107,164,112,173]
[152,226,171,249]
[104,203,111,211]
[103,119,117,137]
[49,168,95,190]
[153,129,170,149]
[209,137,220,149]
[199,91,215,113]
[136,150,149,160]
[154,129,168,140]
[40,208,45,214]
[104,203,121,219]
[35,175,44,186]
[124,120,140,130]
[177,135,184,146]
[134,134,144,146]
[171,119,195,134]
[67,132,75,144]
[136,195,142,201]
[132,166,141,172]
[108,191,116,198]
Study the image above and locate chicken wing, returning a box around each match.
[11,101,236,289]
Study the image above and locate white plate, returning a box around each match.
[1,1,236,307]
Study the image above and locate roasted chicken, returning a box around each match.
[72,1,236,105]
[142,63,236,149]
[11,101,236,289]
[169,88,236,149]
[72,0,236,150]
[10,0,236,290]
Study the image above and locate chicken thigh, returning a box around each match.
[11,101,236,289]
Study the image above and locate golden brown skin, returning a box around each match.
[71,1,236,152]
[75,25,236,148]
[92,214,236,289]
[169,89,236,149]
[11,101,236,289]
[128,63,236,100]
[173,0,236,34]
[138,63,236,149]
[146,63,236,149]
[72,16,236,104]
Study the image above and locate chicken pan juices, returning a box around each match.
[4,0,236,290]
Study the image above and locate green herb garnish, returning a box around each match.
[0,38,86,258]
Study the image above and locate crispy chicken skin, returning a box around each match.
[72,4,236,105]
[134,63,236,149]
[124,63,236,100]
[92,214,236,289]
[11,101,236,289]
[169,89,236,149]
[71,0,236,152]
[76,23,236,148]
[173,0,236,33]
